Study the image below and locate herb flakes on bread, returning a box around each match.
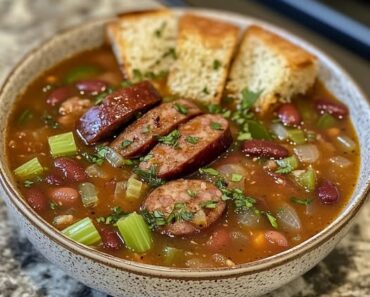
[106,9,177,80]
[226,25,318,113]
[167,14,240,105]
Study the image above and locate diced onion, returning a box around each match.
[53,214,74,226]
[276,203,302,233]
[104,147,125,168]
[238,209,261,228]
[330,156,352,168]
[271,123,288,140]
[114,181,127,197]
[79,182,98,208]
[85,164,108,178]
[336,134,356,152]
[294,144,319,163]
[192,209,207,227]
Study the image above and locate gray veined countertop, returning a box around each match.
[0,1,370,297]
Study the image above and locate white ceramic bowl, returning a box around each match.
[0,8,369,297]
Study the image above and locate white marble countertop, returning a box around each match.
[1,1,370,296]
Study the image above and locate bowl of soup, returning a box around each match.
[0,8,369,297]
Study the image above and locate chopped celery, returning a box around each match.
[48,132,77,157]
[126,175,144,200]
[317,113,336,129]
[245,120,271,140]
[79,182,98,208]
[64,65,100,84]
[296,168,316,192]
[114,181,126,197]
[117,212,153,253]
[62,217,101,245]
[276,155,299,174]
[14,157,44,180]
[163,246,184,266]
[287,129,306,144]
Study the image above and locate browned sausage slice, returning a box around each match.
[110,99,202,158]
[139,114,232,179]
[76,81,161,144]
[142,179,225,236]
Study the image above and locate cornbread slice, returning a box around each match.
[226,25,318,113]
[106,9,177,79]
[167,14,240,105]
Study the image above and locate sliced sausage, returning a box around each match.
[77,81,161,144]
[315,98,348,119]
[46,86,74,106]
[110,99,202,158]
[25,188,48,212]
[142,179,226,236]
[242,140,289,159]
[139,114,232,179]
[277,103,301,126]
[54,157,88,183]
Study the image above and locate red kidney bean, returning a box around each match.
[242,140,289,159]
[315,98,348,119]
[25,188,48,212]
[48,187,79,207]
[75,79,107,95]
[100,228,123,250]
[277,103,301,126]
[46,86,73,106]
[264,231,289,248]
[206,228,230,251]
[54,157,88,183]
[44,170,65,186]
[316,180,340,204]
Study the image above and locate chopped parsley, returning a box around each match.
[81,151,105,166]
[97,207,127,225]
[141,209,167,230]
[93,86,115,105]
[140,154,153,162]
[167,203,194,223]
[162,47,177,60]
[173,103,188,115]
[120,80,133,88]
[185,136,199,144]
[157,130,181,147]
[291,197,312,206]
[199,167,219,176]
[141,124,152,134]
[210,122,223,130]
[265,212,278,229]
[202,87,210,95]
[133,69,144,81]
[50,202,58,210]
[154,22,167,38]
[133,166,165,187]
[121,140,133,149]
[186,189,197,197]
[213,59,221,70]
[207,104,232,119]
[237,132,252,141]
[201,200,218,209]
[240,87,262,111]
[231,173,243,182]
[41,112,59,129]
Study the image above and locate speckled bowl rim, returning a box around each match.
[0,7,369,279]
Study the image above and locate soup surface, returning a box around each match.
[7,46,359,268]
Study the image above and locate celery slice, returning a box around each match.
[126,175,143,200]
[276,155,299,174]
[317,113,336,129]
[117,212,152,253]
[48,132,77,157]
[62,217,101,245]
[296,168,316,192]
[287,129,306,144]
[163,246,184,266]
[14,157,44,180]
[64,65,100,84]
[79,182,98,208]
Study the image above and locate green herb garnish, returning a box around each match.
[202,87,210,95]
[186,189,197,197]
[213,59,221,70]
[275,155,299,174]
[154,22,167,38]
[210,122,223,130]
[157,130,181,147]
[121,140,133,149]
[231,174,243,182]
[41,112,59,129]
[17,109,34,125]
[201,200,218,209]
[265,212,278,229]
[97,207,127,225]
[185,136,199,144]
[291,197,313,206]
[133,166,166,187]
[173,103,188,115]
[199,167,219,176]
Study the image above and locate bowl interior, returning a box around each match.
[0,8,369,277]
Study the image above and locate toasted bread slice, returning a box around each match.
[226,25,318,112]
[167,14,240,105]
[106,10,177,79]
